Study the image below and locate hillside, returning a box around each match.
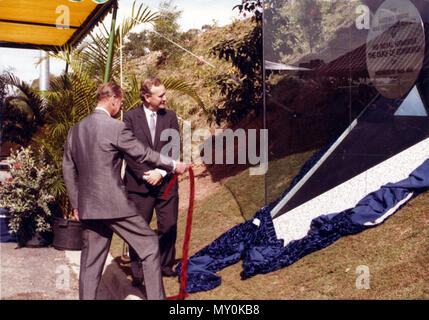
[121,18,255,130]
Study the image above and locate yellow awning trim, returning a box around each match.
[0,21,76,46]
[0,0,115,49]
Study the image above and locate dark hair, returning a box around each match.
[96,82,123,102]
[140,77,163,102]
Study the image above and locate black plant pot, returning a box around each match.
[18,231,52,248]
[52,216,83,251]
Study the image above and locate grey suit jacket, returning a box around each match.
[62,109,175,220]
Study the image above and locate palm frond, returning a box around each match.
[162,77,206,112]
[122,73,142,112]
[124,73,207,113]
[122,75,206,114]
[119,3,160,44]
[79,1,160,83]
[3,72,46,125]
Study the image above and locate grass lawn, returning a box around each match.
[109,153,429,299]
[173,187,428,299]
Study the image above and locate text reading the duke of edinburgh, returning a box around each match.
[367,37,422,60]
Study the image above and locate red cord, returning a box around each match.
[164,167,195,300]
[162,174,178,200]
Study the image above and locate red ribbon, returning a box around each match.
[164,167,195,300]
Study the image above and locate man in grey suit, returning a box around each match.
[62,82,188,300]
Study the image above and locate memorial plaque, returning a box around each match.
[366,0,425,99]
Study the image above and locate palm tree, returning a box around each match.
[48,1,205,113]
[0,72,46,146]
[35,1,205,218]
[33,73,81,217]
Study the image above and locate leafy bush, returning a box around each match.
[211,16,263,125]
[0,147,56,242]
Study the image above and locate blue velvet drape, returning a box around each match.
[176,155,429,293]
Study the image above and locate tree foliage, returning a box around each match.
[209,1,263,125]
[211,23,262,125]
[123,31,150,58]
[291,0,323,54]
[0,72,46,146]
[0,72,8,104]
[123,0,183,60]
[264,0,298,61]
[148,0,182,54]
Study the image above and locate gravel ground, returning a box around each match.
[1,242,79,300]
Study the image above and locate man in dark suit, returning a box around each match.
[62,82,188,300]
[123,77,180,282]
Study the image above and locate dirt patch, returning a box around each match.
[177,164,224,212]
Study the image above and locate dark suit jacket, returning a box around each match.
[62,109,175,220]
[123,105,180,195]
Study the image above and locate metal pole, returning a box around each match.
[39,50,50,91]
[104,2,118,83]
[262,1,267,206]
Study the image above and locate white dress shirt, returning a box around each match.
[143,105,168,178]
[95,106,111,116]
[143,105,158,130]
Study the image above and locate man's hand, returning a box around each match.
[143,170,163,186]
[175,162,189,175]
[73,208,80,221]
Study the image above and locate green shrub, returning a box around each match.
[0,147,56,242]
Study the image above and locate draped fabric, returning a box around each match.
[176,157,429,293]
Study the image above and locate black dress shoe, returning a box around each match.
[162,268,177,277]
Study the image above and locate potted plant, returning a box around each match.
[0,146,56,247]
[33,73,85,251]
[1,72,84,250]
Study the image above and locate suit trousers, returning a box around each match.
[127,190,178,279]
[79,215,165,300]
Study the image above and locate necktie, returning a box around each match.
[149,112,156,145]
